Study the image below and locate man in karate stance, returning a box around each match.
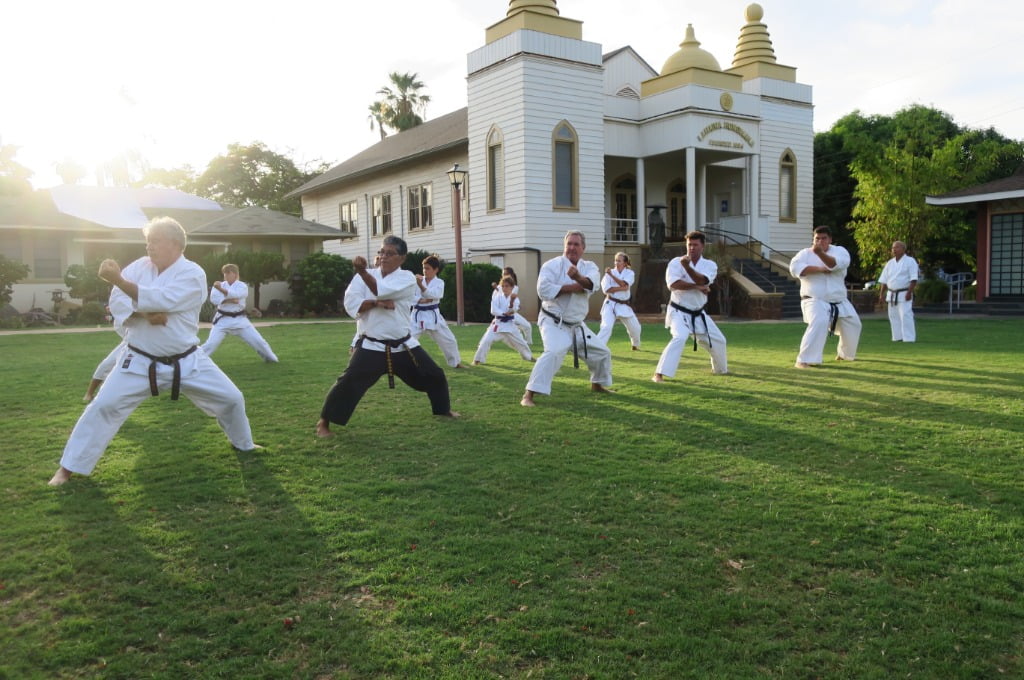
[49,217,259,486]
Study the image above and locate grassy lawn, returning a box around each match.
[2,316,1022,678]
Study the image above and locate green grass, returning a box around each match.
[2,317,1023,678]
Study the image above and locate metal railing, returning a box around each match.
[937,270,975,314]
[700,226,794,294]
[605,218,639,243]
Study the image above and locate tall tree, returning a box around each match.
[0,144,33,196]
[368,101,391,141]
[135,165,198,192]
[192,142,327,215]
[54,157,88,185]
[373,72,430,134]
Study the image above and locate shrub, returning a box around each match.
[289,252,354,315]
[200,301,216,323]
[403,250,433,277]
[64,260,112,304]
[438,262,503,323]
[78,301,109,325]
[914,278,949,305]
[0,254,30,307]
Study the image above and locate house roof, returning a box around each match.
[926,166,1024,206]
[0,189,341,240]
[286,107,469,199]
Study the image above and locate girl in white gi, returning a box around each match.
[200,263,278,362]
[652,231,729,381]
[597,252,642,350]
[409,254,463,368]
[473,276,534,364]
[496,267,533,345]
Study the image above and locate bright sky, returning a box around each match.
[3,0,1022,190]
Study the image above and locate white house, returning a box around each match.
[288,1,814,318]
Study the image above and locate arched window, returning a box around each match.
[552,121,578,210]
[779,150,797,222]
[487,126,504,212]
[667,179,686,240]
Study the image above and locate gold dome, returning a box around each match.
[661,25,722,75]
[506,0,560,17]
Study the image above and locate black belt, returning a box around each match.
[800,297,841,336]
[541,307,586,368]
[605,297,631,308]
[495,314,515,323]
[127,344,198,400]
[887,288,908,305]
[669,301,710,351]
[355,333,417,388]
[212,308,246,325]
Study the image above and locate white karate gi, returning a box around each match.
[60,254,256,476]
[92,330,127,381]
[789,244,862,364]
[409,275,462,367]
[509,284,534,345]
[473,289,533,363]
[524,256,612,396]
[596,266,642,348]
[878,255,919,342]
[654,256,729,376]
[201,279,278,362]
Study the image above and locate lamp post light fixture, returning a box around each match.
[446,163,468,325]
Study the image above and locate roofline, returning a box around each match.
[926,189,1024,206]
[286,138,468,200]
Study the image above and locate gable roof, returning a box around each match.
[286,107,469,199]
[927,166,1024,205]
[0,189,341,240]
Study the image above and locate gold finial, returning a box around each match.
[507,0,560,17]
[732,3,777,67]
[661,24,722,75]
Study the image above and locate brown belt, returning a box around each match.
[127,344,199,400]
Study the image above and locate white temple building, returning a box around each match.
[288,1,814,318]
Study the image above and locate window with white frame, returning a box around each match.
[372,193,392,236]
[339,200,358,234]
[487,126,504,211]
[552,121,578,210]
[32,235,61,279]
[779,150,796,221]
[408,183,432,231]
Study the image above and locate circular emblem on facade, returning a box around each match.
[720,92,734,111]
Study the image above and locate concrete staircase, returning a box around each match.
[732,257,802,318]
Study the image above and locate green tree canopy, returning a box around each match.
[288,251,353,315]
[372,72,430,135]
[64,259,112,304]
[192,142,328,215]
[0,144,34,196]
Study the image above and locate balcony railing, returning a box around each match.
[605,218,639,243]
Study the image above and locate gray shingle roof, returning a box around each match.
[927,165,1024,204]
[286,108,469,199]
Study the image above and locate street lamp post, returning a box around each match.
[446,164,468,326]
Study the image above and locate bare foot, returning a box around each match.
[794,362,811,369]
[83,393,94,403]
[473,360,481,365]
[651,373,665,383]
[520,391,536,407]
[835,355,853,362]
[315,418,334,438]
[48,467,72,487]
[591,383,615,393]
[438,411,461,418]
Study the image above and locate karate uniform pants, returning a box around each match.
[525,317,612,396]
[654,309,728,376]
[320,345,451,425]
[411,320,462,368]
[596,301,642,348]
[797,298,862,364]
[92,341,127,381]
[473,327,533,364]
[202,320,278,362]
[61,350,256,475]
[887,298,916,342]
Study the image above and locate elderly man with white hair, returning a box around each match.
[49,216,259,486]
[877,240,919,342]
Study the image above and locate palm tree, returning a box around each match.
[367,101,390,141]
[375,72,431,133]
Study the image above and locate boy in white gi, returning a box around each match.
[410,254,463,368]
[789,226,862,367]
[49,217,259,486]
[652,231,728,381]
[521,230,613,407]
[877,240,918,342]
[597,251,642,351]
[201,263,278,362]
[473,276,534,364]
